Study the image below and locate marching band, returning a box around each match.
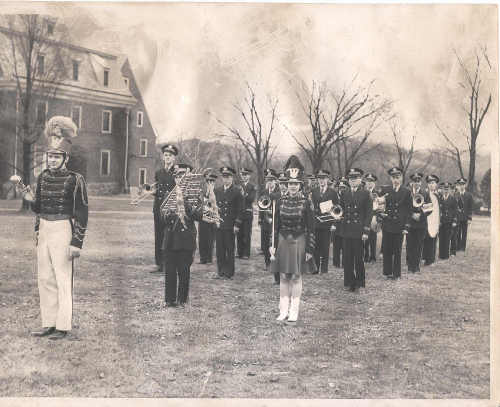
[22,119,477,335]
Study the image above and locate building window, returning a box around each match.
[123,77,129,88]
[71,106,82,129]
[102,110,112,133]
[72,60,79,81]
[37,55,45,75]
[36,101,47,124]
[100,150,111,176]
[137,111,143,127]
[103,69,109,87]
[139,168,147,186]
[139,139,147,157]
[46,21,54,35]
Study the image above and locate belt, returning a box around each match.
[40,214,71,221]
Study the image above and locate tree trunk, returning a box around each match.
[21,141,32,211]
[468,144,477,194]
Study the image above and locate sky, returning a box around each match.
[3,2,498,156]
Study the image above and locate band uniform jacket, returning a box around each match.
[380,185,412,233]
[439,194,458,225]
[31,168,88,249]
[408,188,432,229]
[162,198,203,252]
[259,185,281,231]
[311,186,340,230]
[215,184,243,230]
[153,166,176,212]
[239,182,256,220]
[339,187,372,239]
[455,191,473,222]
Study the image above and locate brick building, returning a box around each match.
[0,21,156,195]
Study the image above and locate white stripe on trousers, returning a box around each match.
[37,218,73,331]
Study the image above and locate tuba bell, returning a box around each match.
[413,193,424,208]
[316,204,343,222]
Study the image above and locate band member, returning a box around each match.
[24,116,88,340]
[162,164,202,307]
[153,143,177,273]
[439,182,458,260]
[454,177,473,252]
[423,174,440,266]
[259,169,281,283]
[198,173,218,264]
[278,172,289,196]
[311,169,338,274]
[332,177,347,268]
[237,168,256,259]
[363,173,378,263]
[381,167,411,279]
[304,174,316,197]
[271,156,315,325]
[214,167,243,279]
[406,172,432,273]
[339,168,372,291]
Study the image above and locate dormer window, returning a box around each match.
[47,22,54,35]
[103,69,109,87]
[72,60,79,81]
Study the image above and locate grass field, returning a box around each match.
[0,199,490,398]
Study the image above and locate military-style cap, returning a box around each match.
[278,172,288,183]
[264,169,278,180]
[158,143,178,156]
[364,173,378,182]
[283,155,304,183]
[240,168,253,175]
[442,182,452,189]
[205,173,218,181]
[456,177,467,185]
[347,168,364,178]
[426,174,439,183]
[388,167,403,177]
[220,166,236,176]
[45,116,78,155]
[409,172,424,182]
[315,169,330,178]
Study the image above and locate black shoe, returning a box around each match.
[165,302,177,308]
[48,330,67,340]
[199,260,207,264]
[31,327,55,337]
[242,256,250,260]
[349,285,356,292]
[150,267,163,274]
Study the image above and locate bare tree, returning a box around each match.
[436,48,493,193]
[214,83,278,192]
[176,134,221,172]
[0,15,68,206]
[288,79,391,173]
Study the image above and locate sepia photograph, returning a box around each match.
[0,2,497,405]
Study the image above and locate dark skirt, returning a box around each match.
[270,233,306,278]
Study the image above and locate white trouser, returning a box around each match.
[37,218,73,331]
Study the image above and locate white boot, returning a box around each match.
[277,278,290,322]
[287,277,302,325]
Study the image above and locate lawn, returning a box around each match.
[0,199,490,398]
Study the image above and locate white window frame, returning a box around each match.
[36,101,48,125]
[102,110,112,134]
[137,111,144,128]
[103,68,110,87]
[123,77,129,88]
[71,105,82,129]
[139,168,147,186]
[100,150,111,177]
[139,138,148,157]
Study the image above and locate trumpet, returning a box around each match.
[130,182,157,205]
[316,205,343,223]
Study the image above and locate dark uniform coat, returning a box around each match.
[214,184,243,278]
[406,188,432,272]
[153,166,176,266]
[454,190,473,251]
[237,182,256,258]
[439,194,458,259]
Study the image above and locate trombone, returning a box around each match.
[130,182,157,205]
